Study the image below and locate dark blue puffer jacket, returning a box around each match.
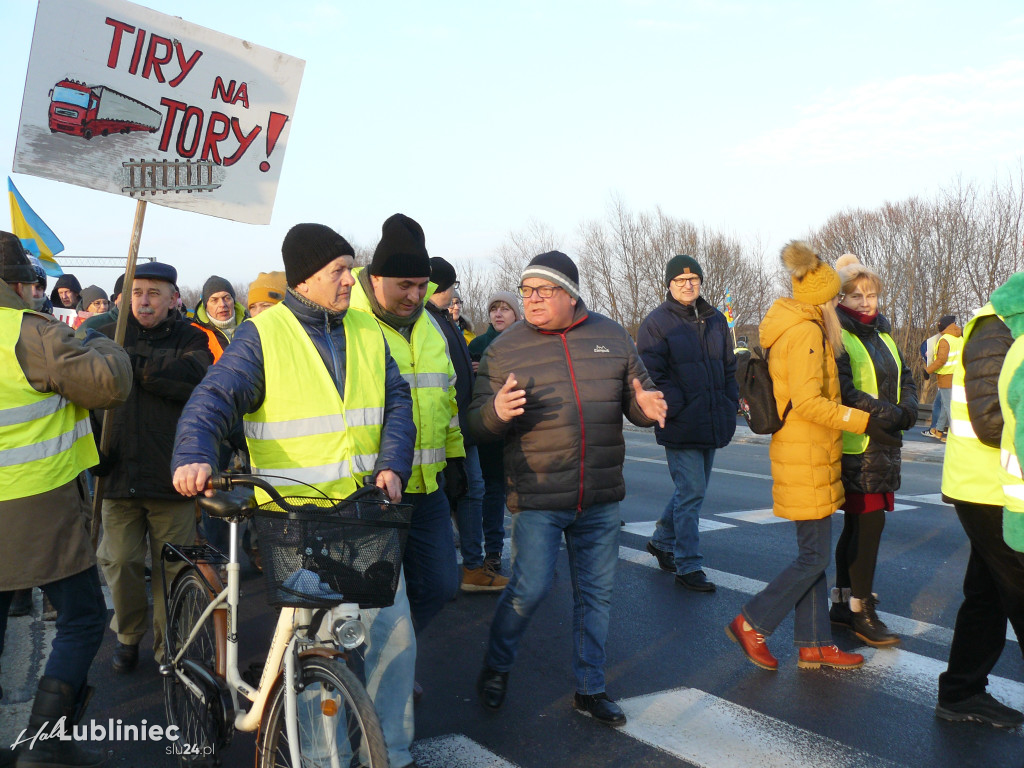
[172,290,415,485]
[637,295,738,449]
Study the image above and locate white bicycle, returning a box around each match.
[160,474,411,767]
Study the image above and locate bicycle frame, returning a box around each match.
[164,514,359,743]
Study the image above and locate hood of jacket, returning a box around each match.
[759,297,822,349]
[990,272,1024,338]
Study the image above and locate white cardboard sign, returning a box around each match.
[13,0,305,225]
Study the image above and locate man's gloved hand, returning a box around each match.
[91,450,116,477]
[865,415,902,447]
[444,457,468,503]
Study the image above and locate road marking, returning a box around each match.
[625,454,772,480]
[621,520,735,538]
[618,546,1017,646]
[897,493,950,506]
[715,504,918,524]
[618,687,909,768]
[412,734,523,767]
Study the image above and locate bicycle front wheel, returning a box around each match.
[257,656,388,768]
[164,568,223,763]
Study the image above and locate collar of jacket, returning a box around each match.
[524,297,590,334]
[837,303,891,335]
[665,293,714,321]
[283,288,346,328]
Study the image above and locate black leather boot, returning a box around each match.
[17,676,105,767]
[8,589,33,617]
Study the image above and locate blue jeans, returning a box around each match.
[742,516,832,647]
[0,566,106,696]
[455,446,487,569]
[402,489,459,632]
[934,386,951,433]
[485,502,619,694]
[652,447,714,576]
[358,570,416,768]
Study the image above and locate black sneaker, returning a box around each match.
[646,541,675,573]
[829,600,853,628]
[936,692,1024,728]
[675,570,716,592]
[572,692,627,727]
[851,596,899,647]
[477,666,508,711]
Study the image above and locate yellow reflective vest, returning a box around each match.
[349,269,464,495]
[935,333,963,376]
[841,329,902,455]
[243,303,387,501]
[941,304,1002,505]
[0,308,98,501]
[998,335,1024,551]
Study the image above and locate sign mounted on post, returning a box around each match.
[13,0,305,225]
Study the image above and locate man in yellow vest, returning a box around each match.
[348,213,466,636]
[924,314,963,441]
[172,222,418,768]
[937,282,1024,729]
[0,232,132,768]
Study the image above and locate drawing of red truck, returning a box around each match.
[48,79,161,140]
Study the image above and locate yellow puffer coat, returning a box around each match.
[759,298,870,520]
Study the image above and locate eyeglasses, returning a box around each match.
[670,276,700,287]
[517,284,562,299]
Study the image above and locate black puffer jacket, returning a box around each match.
[836,309,918,494]
[98,311,213,499]
[962,313,1013,448]
[468,301,655,513]
[426,300,475,447]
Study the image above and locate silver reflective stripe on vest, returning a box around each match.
[0,416,91,468]
[951,384,966,402]
[448,414,459,429]
[1005,484,1024,501]
[244,408,384,442]
[415,447,447,466]
[401,372,449,390]
[252,455,380,487]
[1002,448,1023,479]
[0,395,67,428]
[950,418,977,439]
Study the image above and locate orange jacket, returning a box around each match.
[759,298,870,520]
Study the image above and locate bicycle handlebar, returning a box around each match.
[204,473,393,515]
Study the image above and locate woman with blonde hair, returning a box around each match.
[726,242,901,671]
[828,254,917,646]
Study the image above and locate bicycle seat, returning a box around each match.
[198,490,255,519]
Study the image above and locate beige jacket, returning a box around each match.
[0,279,132,588]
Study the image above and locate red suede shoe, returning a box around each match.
[797,644,864,669]
[725,614,778,671]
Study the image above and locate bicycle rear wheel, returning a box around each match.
[257,656,388,768]
[164,569,224,763]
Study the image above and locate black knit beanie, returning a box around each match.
[202,275,235,306]
[521,251,580,299]
[428,257,457,292]
[369,214,430,277]
[664,254,703,287]
[281,223,355,287]
[111,273,125,301]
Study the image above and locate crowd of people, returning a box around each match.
[1,219,1023,768]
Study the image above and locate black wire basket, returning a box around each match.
[253,493,411,609]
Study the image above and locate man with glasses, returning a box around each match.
[470,251,666,727]
[637,255,738,592]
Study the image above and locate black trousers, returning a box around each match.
[938,502,1024,704]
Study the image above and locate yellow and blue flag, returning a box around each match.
[8,177,64,276]
[724,289,735,328]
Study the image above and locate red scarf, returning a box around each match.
[838,303,877,325]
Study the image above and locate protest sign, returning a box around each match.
[14,0,305,224]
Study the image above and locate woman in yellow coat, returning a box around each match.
[726,241,901,671]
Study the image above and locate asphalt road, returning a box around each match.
[3,423,1021,768]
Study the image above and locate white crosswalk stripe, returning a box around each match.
[618,687,910,768]
[412,734,523,767]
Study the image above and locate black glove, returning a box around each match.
[444,457,468,503]
[897,404,918,431]
[864,415,902,447]
[91,450,115,477]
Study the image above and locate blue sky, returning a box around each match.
[3,0,1022,293]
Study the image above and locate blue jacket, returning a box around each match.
[637,295,738,449]
[172,291,415,486]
